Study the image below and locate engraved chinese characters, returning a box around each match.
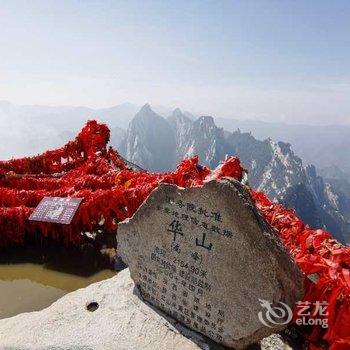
[118,179,304,349]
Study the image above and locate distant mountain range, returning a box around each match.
[1,100,349,243]
[117,105,350,244]
[215,118,350,179]
[2,100,349,179]
[0,101,184,160]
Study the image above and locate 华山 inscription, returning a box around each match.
[118,179,304,349]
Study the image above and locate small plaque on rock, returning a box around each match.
[29,197,83,224]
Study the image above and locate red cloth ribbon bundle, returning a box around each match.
[251,191,350,349]
[0,120,242,247]
[0,120,349,349]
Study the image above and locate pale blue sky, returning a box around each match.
[1,0,350,124]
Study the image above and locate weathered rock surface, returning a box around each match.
[0,269,212,350]
[0,268,295,350]
[118,179,305,349]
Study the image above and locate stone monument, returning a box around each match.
[118,179,304,349]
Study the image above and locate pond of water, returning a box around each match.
[0,263,115,319]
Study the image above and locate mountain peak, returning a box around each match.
[133,104,161,121]
[168,108,192,126]
[139,103,152,113]
[172,108,183,117]
[197,116,215,127]
[121,105,176,172]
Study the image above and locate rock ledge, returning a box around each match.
[0,269,292,349]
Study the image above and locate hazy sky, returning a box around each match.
[1,0,350,124]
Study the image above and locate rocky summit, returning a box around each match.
[118,178,305,349]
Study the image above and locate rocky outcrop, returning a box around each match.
[119,104,176,172]
[167,108,193,163]
[118,179,304,349]
[178,116,233,168]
